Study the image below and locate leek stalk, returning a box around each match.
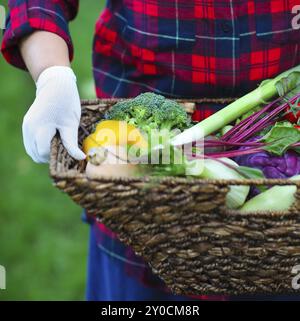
[171,65,300,146]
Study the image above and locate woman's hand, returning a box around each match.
[22,66,86,163]
[20,31,85,163]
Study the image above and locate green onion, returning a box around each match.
[171,65,300,146]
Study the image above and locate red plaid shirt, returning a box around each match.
[2,1,300,99]
[2,0,300,297]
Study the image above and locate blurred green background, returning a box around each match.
[0,1,105,300]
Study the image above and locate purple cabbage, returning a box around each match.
[234,148,300,197]
[234,149,300,179]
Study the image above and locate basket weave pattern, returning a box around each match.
[50,99,300,295]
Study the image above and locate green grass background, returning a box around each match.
[0,1,105,300]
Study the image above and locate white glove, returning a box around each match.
[22,66,86,163]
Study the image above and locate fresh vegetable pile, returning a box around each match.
[82,66,300,212]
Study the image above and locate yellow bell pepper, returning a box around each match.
[82,120,148,154]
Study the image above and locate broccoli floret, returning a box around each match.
[106,92,191,134]
[152,99,191,131]
[106,93,165,132]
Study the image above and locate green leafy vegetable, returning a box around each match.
[234,166,265,180]
[275,72,300,97]
[262,121,300,156]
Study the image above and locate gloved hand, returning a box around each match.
[22,66,86,163]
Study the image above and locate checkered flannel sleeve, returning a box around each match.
[1,0,79,70]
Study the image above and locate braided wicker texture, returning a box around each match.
[50,98,300,295]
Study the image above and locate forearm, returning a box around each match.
[20,31,70,82]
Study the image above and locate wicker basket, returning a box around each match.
[50,98,300,296]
